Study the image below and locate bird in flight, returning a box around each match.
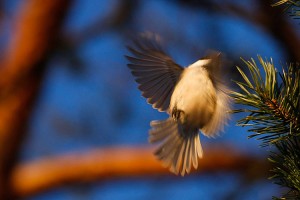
[126,32,231,176]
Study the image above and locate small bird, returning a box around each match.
[126,32,231,176]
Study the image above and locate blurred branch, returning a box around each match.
[65,0,137,45]
[55,0,137,73]
[0,0,70,199]
[272,0,300,14]
[257,0,300,62]
[177,0,300,62]
[11,145,269,198]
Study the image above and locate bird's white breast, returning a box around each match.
[170,61,216,128]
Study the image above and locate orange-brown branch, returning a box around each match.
[0,1,70,199]
[0,0,70,92]
[11,145,269,198]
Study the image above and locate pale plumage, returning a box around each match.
[126,32,231,176]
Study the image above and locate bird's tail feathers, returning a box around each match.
[149,118,202,176]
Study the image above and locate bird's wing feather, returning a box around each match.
[126,32,183,112]
[201,86,231,137]
[200,52,231,137]
[200,51,227,88]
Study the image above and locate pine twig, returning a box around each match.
[232,57,300,145]
[232,56,300,198]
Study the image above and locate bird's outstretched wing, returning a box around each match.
[126,32,183,112]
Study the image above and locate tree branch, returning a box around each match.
[10,145,269,198]
[177,0,300,62]
[0,1,70,199]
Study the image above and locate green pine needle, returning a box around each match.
[231,56,300,145]
[269,138,300,199]
[272,0,300,18]
[232,56,300,198]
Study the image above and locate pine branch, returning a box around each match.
[269,138,300,199]
[232,56,300,145]
[272,0,300,18]
[232,56,300,198]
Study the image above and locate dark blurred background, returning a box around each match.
[0,0,299,199]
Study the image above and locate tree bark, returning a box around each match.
[10,145,269,198]
[0,1,70,199]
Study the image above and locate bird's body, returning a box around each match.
[170,60,216,128]
[126,32,230,176]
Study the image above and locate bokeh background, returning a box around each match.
[0,0,299,199]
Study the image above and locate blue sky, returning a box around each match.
[1,0,291,199]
